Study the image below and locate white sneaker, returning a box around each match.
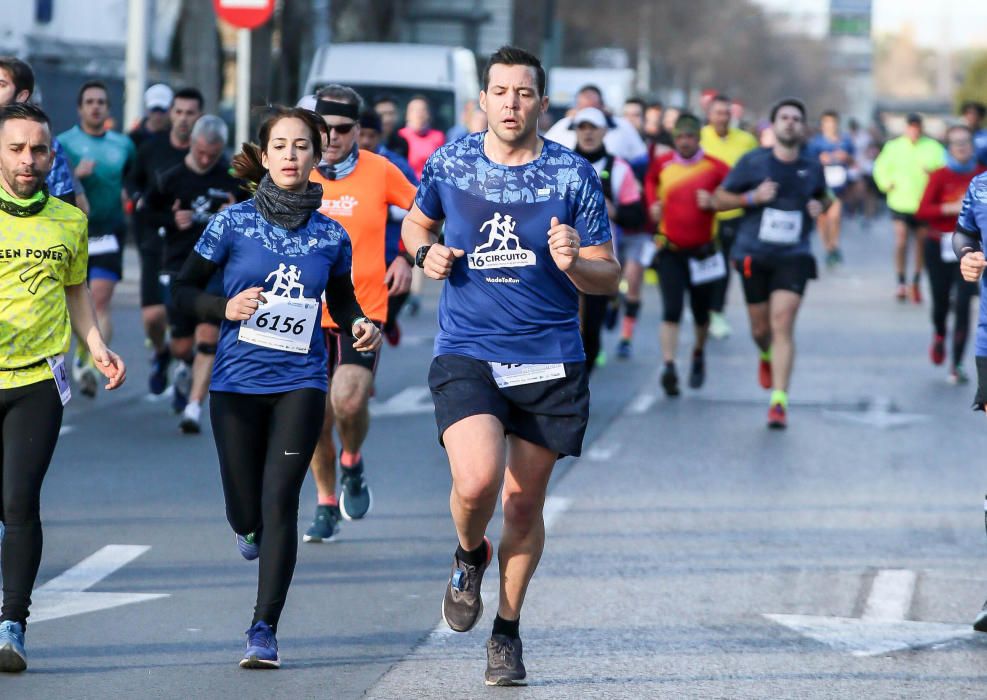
[180,401,202,434]
[709,312,731,340]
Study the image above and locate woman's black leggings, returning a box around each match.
[924,237,979,367]
[210,389,325,631]
[0,379,64,626]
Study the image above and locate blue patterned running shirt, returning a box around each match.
[194,199,352,394]
[416,132,611,364]
[956,173,987,356]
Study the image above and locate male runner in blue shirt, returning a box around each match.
[402,46,620,686]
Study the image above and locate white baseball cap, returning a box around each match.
[570,107,609,129]
[144,83,174,112]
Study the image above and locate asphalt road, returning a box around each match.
[5,215,987,699]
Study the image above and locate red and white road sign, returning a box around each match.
[213,0,275,30]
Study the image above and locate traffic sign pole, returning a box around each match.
[213,0,275,148]
[124,0,148,132]
[236,28,251,148]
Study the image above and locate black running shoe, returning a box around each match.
[974,600,987,632]
[661,363,680,397]
[442,537,491,632]
[485,634,527,686]
[339,455,372,520]
[689,352,705,389]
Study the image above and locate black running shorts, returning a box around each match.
[324,325,381,379]
[427,353,590,458]
[890,209,921,229]
[737,254,818,305]
[139,243,165,308]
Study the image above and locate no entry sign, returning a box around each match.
[213,0,275,29]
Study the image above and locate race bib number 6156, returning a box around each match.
[238,294,318,354]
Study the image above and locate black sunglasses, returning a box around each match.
[327,122,357,135]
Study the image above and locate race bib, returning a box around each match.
[88,234,120,256]
[46,355,72,406]
[824,165,847,189]
[688,252,727,286]
[758,208,802,245]
[238,293,318,354]
[941,233,958,263]
[489,362,565,389]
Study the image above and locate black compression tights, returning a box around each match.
[0,380,64,626]
[580,294,610,375]
[210,389,325,631]
[924,238,978,367]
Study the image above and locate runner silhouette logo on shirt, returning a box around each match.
[468,212,536,270]
[265,263,307,299]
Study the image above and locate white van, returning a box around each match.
[303,43,479,133]
[546,67,636,123]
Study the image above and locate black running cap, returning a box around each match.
[316,100,359,120]
[906,112,923,125]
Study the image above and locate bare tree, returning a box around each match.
[178,0,222,113]
[557,0,845,116]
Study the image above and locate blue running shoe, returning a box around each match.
[171,361,191,413]
[148,348,170,395]
[303,504,341,543]
[0,620,27,672]
[239,621,280,669]
[236,531,260,560]
[339,456,372,521]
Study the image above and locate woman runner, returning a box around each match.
[172,106,380,668]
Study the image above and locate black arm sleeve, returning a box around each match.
[171,252,228,323]
[324,274,367,336]
[613,201,645,230]
[954,230,982,258]
[54,191,77,207]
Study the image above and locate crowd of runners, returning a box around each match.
[2,43,987,686]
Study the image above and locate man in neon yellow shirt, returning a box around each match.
[700,94,758,339]
[873,113,946,302]
[0,102,125,672]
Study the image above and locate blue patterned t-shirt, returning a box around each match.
[47,139,75,198]
[194,199,352,394]
[416,132,610,364]
[956,173,987,356]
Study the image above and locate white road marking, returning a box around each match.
[584,443,618,461]
[625,390,657,415]
[369,386,433,417]
[765,568,975,656]
[862,569,916,621]
[823,397,929,429]
[542,496,572,531]
[58,425,74,437]
[31,545,168,624]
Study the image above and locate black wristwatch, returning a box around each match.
[415,244,432,268]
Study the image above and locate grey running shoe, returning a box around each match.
[303,504,341,543]
[485,634,527,686]
[442,537,491,632]
[973,600,987,632]
[339,457,372,520]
